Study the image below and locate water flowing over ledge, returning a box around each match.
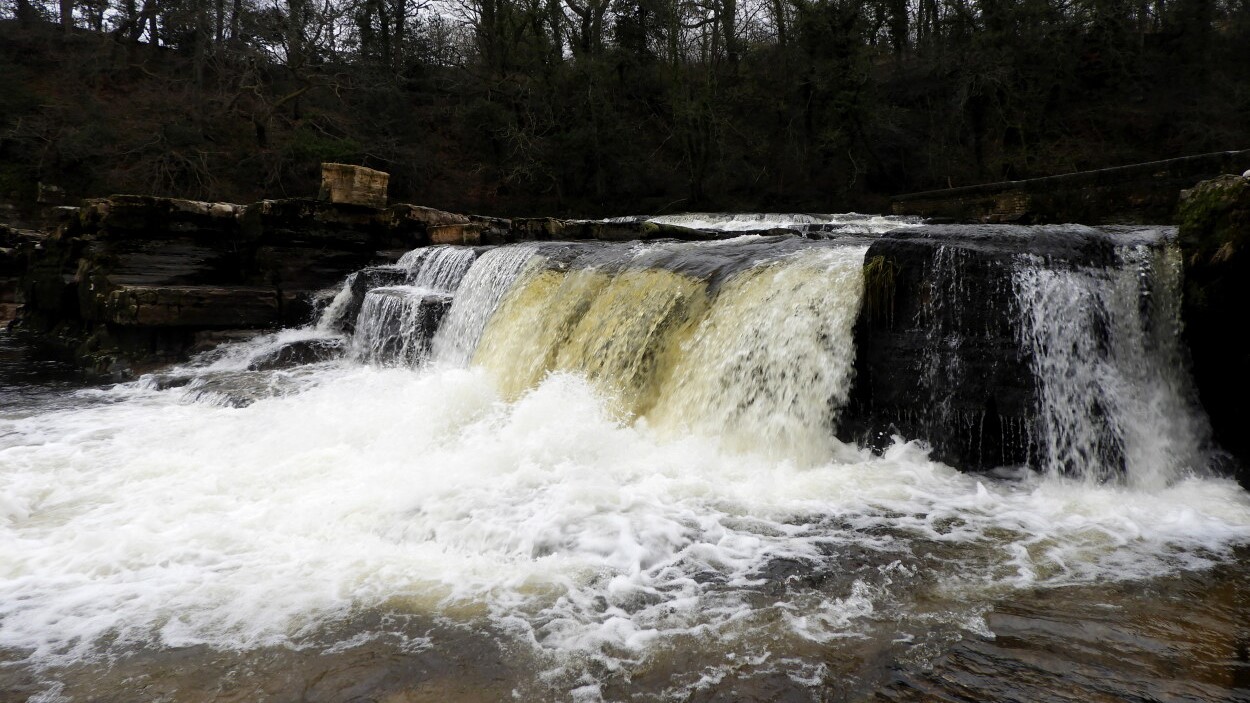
[3,214,1250,701]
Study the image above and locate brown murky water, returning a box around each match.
[4,549,1246,702]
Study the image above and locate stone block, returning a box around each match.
[429,223,483,245]
[511,217,565,240]
[319,163,389,208]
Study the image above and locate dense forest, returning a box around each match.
[1,0,1247,215]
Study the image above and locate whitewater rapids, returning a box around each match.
[2,217,1249,701]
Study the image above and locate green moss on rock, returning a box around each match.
[1177,173,1250,487]
[1178,175,1250,266]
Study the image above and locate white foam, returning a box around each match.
[2,365,1248,672]
[1014,244,1209,487]
[645,212,923,234]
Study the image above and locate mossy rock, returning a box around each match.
[1177,175,1250,266]
[1176,173,1250,487]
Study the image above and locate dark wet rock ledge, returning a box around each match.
[8,195,722,375]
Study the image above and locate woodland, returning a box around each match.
[1,0,1247,214]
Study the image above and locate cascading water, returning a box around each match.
[431,244,540,365]
[394,245,478,290]
[917,245,972,435]
[318,245,477,334]
[348,246,477,365]
[314,272,358,332]
[2,221,1248,703]
[645,246,868,463]
[1014,241,1210,487]
[351,288,452,365]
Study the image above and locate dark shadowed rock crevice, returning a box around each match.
[1178,174,1250,487]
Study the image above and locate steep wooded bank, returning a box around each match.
[1,0,1248,215]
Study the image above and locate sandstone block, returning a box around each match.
[319,163,389,208]
[429,223,483,245]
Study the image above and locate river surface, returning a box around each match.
[2,218,1250,702]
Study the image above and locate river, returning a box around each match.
[2,216,1248,702]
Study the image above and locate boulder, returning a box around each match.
[36,183,67,205]
[247,337,347,371]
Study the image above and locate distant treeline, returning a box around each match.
[0,0,1247,215]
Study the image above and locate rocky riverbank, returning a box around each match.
[6,193,729,375]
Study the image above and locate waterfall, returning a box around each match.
[431,244,541,366]
[1014,242,1209,487]
[396,245,478,291]
[330,231,1211,476]
[314,272,358,332]
[457,241,871,462]
[6,220,1250,702]
[646,246,868,463]
[286,228,1219,479]
[473,262,709,411]
[351,287,453,365]
[312,245,478,356]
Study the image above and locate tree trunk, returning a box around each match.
[195,0,209,110]
[391,0,406,71]
[889,0,907,54]
[720,0,738,64]
[377,0,392,67]
[771,0,787,46]
[229,0,243,44]
[60,0,74,32]
[15,0,34,25]
[216,0,225,44]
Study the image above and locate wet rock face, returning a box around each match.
[334,267,410,334]
[1178,175,1250,485]
[0,224,44,323]
[838,225,1119,470]
[14,195,432,375]
[247,338,347,371]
